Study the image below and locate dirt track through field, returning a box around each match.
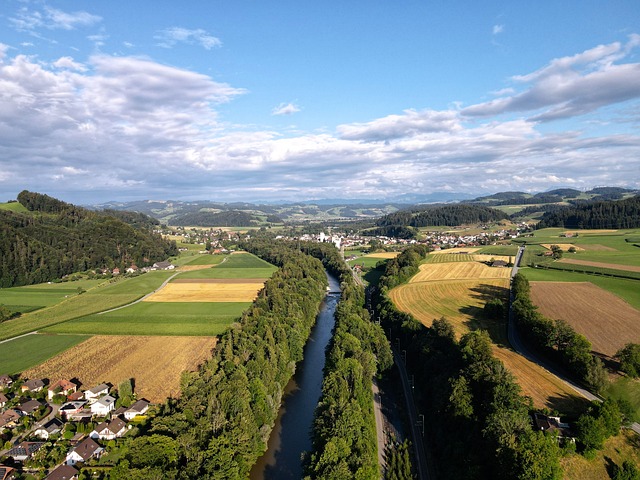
[24,335,217,402]
[530,282,640,357]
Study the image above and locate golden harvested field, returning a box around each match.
[563,229,618,235]
[144,281,264,302]
[366,252,400,259]
[558,258,640,273]
[472,254,512,263]
[409,262,512,283]
[389,279,509,337]
[540,243,585,251]
[530,282,640,357]
[24,335,216,402]
[492,346,585,412]
[177,265,214,271]
[430,247,480,255]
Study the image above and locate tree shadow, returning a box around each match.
[458,283,511,345]
[543,393,589,417]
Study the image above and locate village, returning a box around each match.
[0,374,150,479]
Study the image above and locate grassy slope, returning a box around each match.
[0,202,29,213]
[0,333,90,374]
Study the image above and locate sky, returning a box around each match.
[1,0,639,204]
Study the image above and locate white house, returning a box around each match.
[66,438,103,466]
[34,418,64,440]
[91,395,116,416]
[84,384,109,403]
[124,399,150,420]
[89,417,127,440]
[59,401,87,419]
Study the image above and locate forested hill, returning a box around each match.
[376,204,509,228]
[169,210,259,227]
[0,191,177,287]
[536,195,640,229]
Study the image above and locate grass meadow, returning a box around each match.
[0,333,90,374]
[45,301,249,336]
[0,201,29,213]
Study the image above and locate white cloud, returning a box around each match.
[155,27,222,50]
[493,24,504,35]
[272,103,301,116]
[53,56,87,72]
[463,34,640,121]
[10,6,101,33]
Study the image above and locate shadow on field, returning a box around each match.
[459,283,511,345]
[544,393,589,415]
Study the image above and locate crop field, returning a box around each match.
[540,243,585,251]
[175,252,276,280]
[558,258,640,273]
[530,282,640,357]
[0,281,106,313]
[476,245,520,256]
[366,252,400,259]
[410,262,512,283]
[425,254,477,263]
[0,333,90,374]
[184,254,227,266]
[430,247,480,254]
[23,335,217,402]
[348,256,387,268]
[145,280,264,302]
[492,346,586,412]
[390,279,509,336]
[44,301,247,336]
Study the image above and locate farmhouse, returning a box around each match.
[112,267,120,275]
[66,438,103,466]
[90,417,127,440]
[126,265,139,273]
[34,418,64,440]
[491,260,508,268]
[21,378,45,393]
[533,413,575,440]
[6,441,44,462]
[45,464,79,480]
[84,384,110,403]
[124,399,150,420]
[152,261,175,270]
[91,395,116,416]
[48,379,77,400]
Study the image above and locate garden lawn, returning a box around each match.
[0,333,90,374]
[44,301,249,336]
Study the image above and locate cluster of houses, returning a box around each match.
[99,260,175,277]
[0,375,150,479]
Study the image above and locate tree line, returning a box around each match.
[0,191,177,288]
[376,204,509,229]
[110,240,328,479]
[169,210,260,227]
[302,242,392,478]
[536,195,640,229]
[373,246,563,479]
[511,273,607,393]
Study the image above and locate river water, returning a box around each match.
[250,272,341,480]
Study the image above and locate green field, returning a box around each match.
[185,254,227,266]
[0,333,90,374]
[347,256,385,268]
[476,245,520,255]
[0,201,29,213]
[176,253,277,279]
[44,302,248,336]
[0,279,108,313]
[606,377,640,421]
[0,271,175,340]
[217,253,274,269]
[519,267,640,311]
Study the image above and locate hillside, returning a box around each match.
[376,204,509,228]
[536,195,640,229]
[0,191,177,288]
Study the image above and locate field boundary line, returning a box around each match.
[97,271,182,314]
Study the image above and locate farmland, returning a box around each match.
[530,282,640,358]
[0,333,90,374]
[23,335,217,402]
[389,256,583,410]
[0,279,106,314]
[145,280,264,302]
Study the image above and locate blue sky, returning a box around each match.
[1,0,639,203]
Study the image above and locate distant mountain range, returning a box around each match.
[91,187,639,226]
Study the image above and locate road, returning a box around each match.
[392,349,432,480]
[97,270,182,314]
[508,245,640,434]
[372,378,386,477]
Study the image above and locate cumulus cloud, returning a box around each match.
[463,34,640,122]
[272,103,301,116]
[0,39,638,202]
[155,27,222,50]
[493,24,504,35]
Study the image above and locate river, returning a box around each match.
[250,272,341,480]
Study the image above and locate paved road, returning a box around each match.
[508,246,640,433]
[0,331,38,345]
[372,378,386,478]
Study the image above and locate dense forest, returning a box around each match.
[373,246,563,479]
[536,195,640,229]
[169,210,259,227]
[0,191,177,288]
[376,204,509,229]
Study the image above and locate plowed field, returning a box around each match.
[410,262,511,283]
[24,335,216,402]
[530,282,640,357]
[144,281,264,302]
